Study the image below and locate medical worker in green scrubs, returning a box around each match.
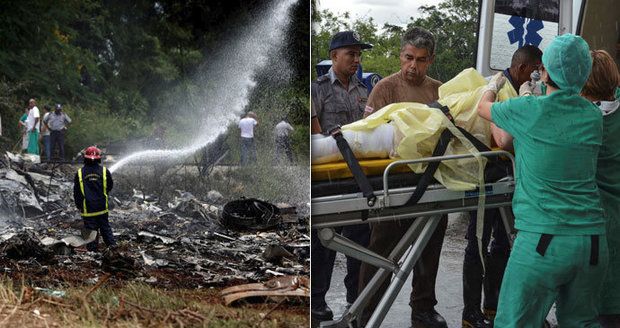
[581,49,620,328]
[477,34,608,327]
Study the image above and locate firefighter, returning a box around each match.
[73,146,116,251]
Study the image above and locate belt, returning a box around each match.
[536,233,599,265]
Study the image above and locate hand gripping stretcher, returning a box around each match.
[312,123,516,328]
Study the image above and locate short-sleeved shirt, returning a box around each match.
[41,112,50,136]
[238,117,257,138]
[26,106,40,131]
[311,67,368,134]
[45,111,72,131]
[366,71,442,111]
[491,90,604,235]
[274,121,293,137]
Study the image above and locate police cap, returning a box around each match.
[329,31,373,51]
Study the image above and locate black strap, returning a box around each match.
[536,234,553,256]
[331,129,377,209]
[399,103,496,208]
[536,234,599,265]
[590,235,599,265]
[400,128,453,207]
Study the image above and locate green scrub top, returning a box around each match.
[598,92,620,221]
[598,88,620,314]
[491,90,605,235]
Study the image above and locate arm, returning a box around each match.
[42,114,50,133]
[73,173,83,211]
[311,116,322,134]
[477,90,496,122]
[31,117,39,132]
[491,123,514,151]
[477,72,506,122]
[106,169,113,193]
[32,108,40,132]
[310,82,323,134]
[64,113,72,124]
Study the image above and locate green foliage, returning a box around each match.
[0,0,309,160]
[64,104,147,157]
[311,0,479,82]
[412,0,479,82]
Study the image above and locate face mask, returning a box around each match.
[594,100,619,116]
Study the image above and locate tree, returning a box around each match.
[311,0,479,82]
[411,0,479,82]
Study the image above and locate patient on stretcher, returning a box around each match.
[311,68,517,190]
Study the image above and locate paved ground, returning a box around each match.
[325,213,558,328]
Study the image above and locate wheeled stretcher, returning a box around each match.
[311,151,516,328]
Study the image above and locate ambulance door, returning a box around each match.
[577,0,620,67]
[476,0,565,77]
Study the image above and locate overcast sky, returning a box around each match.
[316,0,443,29]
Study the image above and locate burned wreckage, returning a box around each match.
[0,152,309,303]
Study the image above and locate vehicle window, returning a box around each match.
[490,0,559,70]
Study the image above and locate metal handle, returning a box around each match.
[382,150,515,207]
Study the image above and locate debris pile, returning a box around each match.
[0,152,309,292]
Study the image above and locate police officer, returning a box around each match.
[73,146,116,252]
[310,30,372,324]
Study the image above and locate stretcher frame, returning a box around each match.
[312,151,516,328]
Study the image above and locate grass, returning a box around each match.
[0,278,309,327]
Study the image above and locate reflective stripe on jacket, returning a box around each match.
[74,164,112,217]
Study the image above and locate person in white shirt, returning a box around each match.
[274,118,294,163]
[25,98,40,155]
[238,111,258,165]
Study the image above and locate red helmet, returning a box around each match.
[84,146,102,160]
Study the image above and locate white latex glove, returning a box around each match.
[519,81,542,96]
[484,72,507,94]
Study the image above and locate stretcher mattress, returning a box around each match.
[311,158,512,198]
[311,158,411,181]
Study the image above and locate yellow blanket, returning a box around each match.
[314,68,517,189]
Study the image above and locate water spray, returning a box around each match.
[109,0,297,173]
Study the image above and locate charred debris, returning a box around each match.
[0,152,309,297]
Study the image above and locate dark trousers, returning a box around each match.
[275,136,293,163]
[359,215,448,315]
[83,213,116,251]
[42,135,51,159]
[463,209,510,312]
[311,224,371,310]
[50,130,65,160]
[240,137,257,166]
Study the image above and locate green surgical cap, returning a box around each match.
[542,33,592,93]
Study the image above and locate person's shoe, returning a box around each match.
[411,309,448,328]
[462,309,492,328]
[311,305,334,322]
[482,308,496,322]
